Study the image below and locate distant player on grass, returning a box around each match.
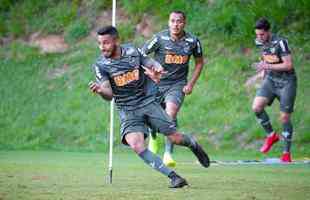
[252,18,297,162]
[89,26,210,188]
[141,11,204,167]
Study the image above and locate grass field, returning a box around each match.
[1,150,309,200]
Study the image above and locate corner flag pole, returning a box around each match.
[108,0,116,184]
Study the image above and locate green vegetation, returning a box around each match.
[0,151,310,200]
[0,0,111,37]
[0,0,309,151]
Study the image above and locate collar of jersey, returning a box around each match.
[167,29,187,42]
[102,46,124,63]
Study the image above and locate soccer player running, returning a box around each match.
[89,26,210,188]
[141,11,204,167]
[252,18,297,162]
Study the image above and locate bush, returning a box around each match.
[39,2,77,34]
[118,23,135,42]
[64,19,90,44]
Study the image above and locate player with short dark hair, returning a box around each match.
[252,18,297,162]
[89,25,210,188]
[141,11,204,167]
[254,17,270,31]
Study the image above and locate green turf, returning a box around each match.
[0,151,309,200]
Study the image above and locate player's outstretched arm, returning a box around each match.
[88,80,113,101]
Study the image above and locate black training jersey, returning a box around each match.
[255,34,294,77]
[92,44,157,110]
[141,29,203,85]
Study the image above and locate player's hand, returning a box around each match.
[183,83,194,95]
[88,81,101,93]
[142,66,166,84]
[252,61,270,73]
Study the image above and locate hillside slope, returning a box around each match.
[0,0,309,151]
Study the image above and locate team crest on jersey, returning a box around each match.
[184,43,190,53]
[270,47,276,54]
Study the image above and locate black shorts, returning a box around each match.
[256,75,297,113]
[118,102,177,145]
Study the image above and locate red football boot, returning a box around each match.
[260,132,279,153]
[280,152,292,163]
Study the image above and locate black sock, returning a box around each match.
[179,134,196,149]
[168,171,178,179]
[150,128,157,139]
[255,110,274,135]
[282,121,293,152]
[138,149,172,176]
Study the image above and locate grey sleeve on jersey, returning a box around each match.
[193,38,203,57]
[278,39,291,56]
[92,63,109,83]
[141,56,162,70]
[139,49,162,70]
[141,35,159,55]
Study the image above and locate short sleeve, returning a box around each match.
[193,38,203,57]
[278,39,291,56]
[92,63,109,83]
[141,34,160,55]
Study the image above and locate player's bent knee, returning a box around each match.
[167,132,182,144]
[280,113,290,123]
[125,133,145,154]
[165,102,179,119]
[167,135,176,143]
[129,142,145,154]
[252,97,268,113]
[252,105,263,113]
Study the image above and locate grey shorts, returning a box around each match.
[157,82,186,107]
[118,102,177,145]
[256,75,297,113]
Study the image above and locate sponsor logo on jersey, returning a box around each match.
[165,54,188,64]
[262,54,280,63]
[113,69,139,86]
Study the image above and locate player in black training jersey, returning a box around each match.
[251,18,297,162]
[89,26,209,188]
[141,11,204,167]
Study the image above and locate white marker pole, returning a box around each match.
[108,0,116,184]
